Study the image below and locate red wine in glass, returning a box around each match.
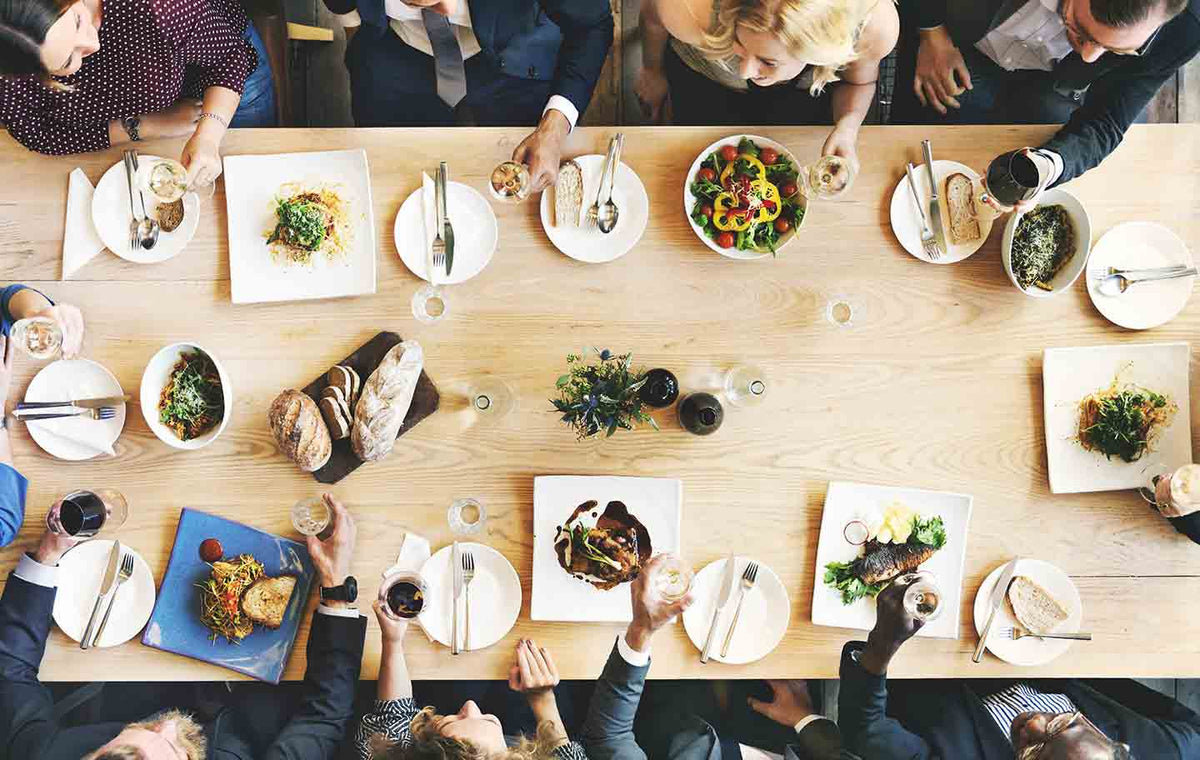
[47,489,129,538]
[983,150,1044,210]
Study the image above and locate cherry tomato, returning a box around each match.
[715,231,736,248]
[759,148,779,165]
[719,145,738,162]
[700,203,714,220]
[774,217,791,234]
[780,181,799,198]
[698,167,716,182]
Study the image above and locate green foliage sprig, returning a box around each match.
[550,349,657,439]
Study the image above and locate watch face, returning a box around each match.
[344,576,358,602]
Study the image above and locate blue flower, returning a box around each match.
[587,395,599,410]
[599,349,612,361]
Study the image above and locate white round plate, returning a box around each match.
[24,359,126,460]
[973,558,1082,667]
[683,134,809,262]
[890,160,995,264]
[1086,222,1194,330]
[395,181,498,284]
[1001,188,1091,298]
[139,342,233,450]
[53,540,156,647]
[91,156,200,264]
[681,557,790,665]
[539,155,649,263]
[419,543,521,651]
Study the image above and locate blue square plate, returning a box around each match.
[141,508,314,683]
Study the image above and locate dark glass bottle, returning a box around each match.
[678,392,723,435]
[640,368,679,408]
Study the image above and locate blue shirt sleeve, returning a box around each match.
[0,463,28,549]
[1,285,51,338]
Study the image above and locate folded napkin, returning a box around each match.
[421,172,436,282]
[31,420,116,457]
[62,169,105,280]
[382,531,435,642]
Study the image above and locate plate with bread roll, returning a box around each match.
[539,154,649,264]
[268,332,440,484]
[972,558,1083,666]
[890,160,996,264]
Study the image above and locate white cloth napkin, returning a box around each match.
[382,532,435,642]
[30,420,116,457]
[62,169,105,279]
[420,172,437,281]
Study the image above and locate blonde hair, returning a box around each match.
[700,0,877,94]
[372,706,568,760]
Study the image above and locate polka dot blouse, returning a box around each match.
[0,0,257,155]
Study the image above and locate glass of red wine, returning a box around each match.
[981,148,1051,211]
[379,571,428,620]
[46,489,129,538]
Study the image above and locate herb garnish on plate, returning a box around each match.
[159,351,224,441]
[1078,378,1177,463]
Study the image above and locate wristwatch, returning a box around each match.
[121,115,141,142]
[320,576,358,604]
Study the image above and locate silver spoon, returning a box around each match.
[1094,267,1197,297]
[129,151,159,250]
[598,133,624,234]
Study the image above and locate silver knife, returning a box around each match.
[451,541,461,656]
[921,140,948,253]
[973,557,1020,663]
[82,540,122,650]
[701,554,738,663]
[440,161,455,278]
[16,396,128,413]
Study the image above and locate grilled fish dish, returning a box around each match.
[554,499,652,591]
[824,514,947,605]
[853,540,941,585]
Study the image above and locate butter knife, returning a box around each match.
[701,554,738,663]
[921,140,948,253]
[440,161,454,278]
[451,541,461,656]
[82,540,122,650]
[17,396,129,411]
[973,558,1020,664]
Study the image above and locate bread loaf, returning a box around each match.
[555,160,583,228]
[269,389,332,472]
[945,173,981,244]
[351,341,424,462]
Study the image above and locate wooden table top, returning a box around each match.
[2,125,1198,682]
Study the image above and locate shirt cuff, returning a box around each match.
[317,604,362,618]
[544,95,580,132]
[336,10,361,27]
[14,552,60,588]
[794,715,834,735]
[1035,148,1065,186]
[616,633,650,667]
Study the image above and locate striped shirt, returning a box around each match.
[980,682,1079,742]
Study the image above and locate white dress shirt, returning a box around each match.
[980,682,1080,742]
[335,0,580,128]
[975,0,1073,72]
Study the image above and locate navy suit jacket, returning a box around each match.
[0,571,367,760]
[837,642,1200,760]
[324,0,614,118]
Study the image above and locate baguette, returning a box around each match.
[554,160,583,228]
[268,390,332,472]
[351,341,425,462]
[945,173,982,244]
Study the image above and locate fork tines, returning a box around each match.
[120,552,134,577]
[584,206,599,230]
[462,552,475,573]
[93,407,117,421]
[744,561,759,582]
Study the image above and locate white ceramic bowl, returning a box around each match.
[1001,188,1091,298]
[683,134,809,261]
[140,342,232,450]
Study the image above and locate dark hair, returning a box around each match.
[0,0,73,76]
[1090,0,1189,27]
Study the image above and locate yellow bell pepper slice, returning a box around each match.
[753,180,783,223]
[713,191,752,231]
[719,154,767,187]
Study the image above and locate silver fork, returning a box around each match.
[92,552,135,647]
[905,163,941,261]
[431,164,447,274]
[17,407,117,422]
[461,550,476,651]
[720,561,759,658]
[586,136,620,230]
[1003,626,1092,642]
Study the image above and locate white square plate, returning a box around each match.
[532,475,682,622]
[812,481,973,639]
[223,150,376,304]
[1043,343,1192,494]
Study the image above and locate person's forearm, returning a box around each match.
[6,289,52,322]
[624,620,652,653]
[195,86,239,142]
[639,0,671,72]
[830,80,876,134]
[529,692,570,747]
[377,639,412,700]
[859,634,899,676]
[0,428,12,468]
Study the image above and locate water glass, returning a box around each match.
[826,296,855,328]
[379,571,428,620]
[47,489,129,538]
[898,571,944,623]
[291,496,332,538]
[489,161,532,202]
[724,365,767,407]
[10,316,63,360]
[412,284,448,324]
[448,497,487,536]
[652,553,694,603]
[468,376,515,421]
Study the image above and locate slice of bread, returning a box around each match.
[326,366,353,402]
[945,173,981,244]
[1007,575,1069,635]
[343,366,361,404]
[241,575,297,629]
[555,160,584,228]
[318,395,351,440]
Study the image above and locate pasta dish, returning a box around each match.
[266,183,352,265]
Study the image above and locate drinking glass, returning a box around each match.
[799,155,855,200]
[379,571,428,620]
[448,497,487,536]
[468,376,515,421]
[980,148,1052,211]
[412,284,448,324]
[898,571,944,623]
[489,161,532,202]
[652,553,694,603]
[1141,463,1200,518]
[724,365,767,407]
[10,316,63,360]
[825,296,855,328]
[47,489,129,538]
[291,496,332,538]
[136,157,215,202]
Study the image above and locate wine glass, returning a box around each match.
[489,161,532,202]
[799,155,855,200]
[652,553,694,603]
[379,571,428,620]
[448,497,487,536]
[137,157,215,202]
[291,496,332,538]
[47,489,129,538]
[897,571,944,623]
[412,284,448,324]
[9,316,63,360]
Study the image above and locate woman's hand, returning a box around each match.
[32,304,84,359]
[822,125,861,179]
[373,599,409,643]
[181,131,223,187]
[634,68,671,123]
[508,639,560,704]
[914,26,972,115]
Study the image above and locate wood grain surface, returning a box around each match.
[1,125,1198,682]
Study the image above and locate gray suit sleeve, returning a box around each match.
[580,640,649,760]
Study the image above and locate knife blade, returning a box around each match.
[82,540,122,650]
[451,541,461,656]
[920,140,948,254]
[700,554,738,663]
[972,557,1020,663]
[440,161,454,277]
[16,396,128,413]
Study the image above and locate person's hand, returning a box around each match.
[0,336,12,409]
[634,67,671,123]
[401,0,455,13]
[181,131,223,187]
[861,578,924,674]
[821,124,861,179]
[913,26,972,115]
[508,638,560,710]
[980,148,1050,213]
[748,680,816,728]
[30,304,84,359]
[307,494,356,589]
[512,110,571,193]
[141,99,202,139]
[372,599,408,643]
[626,554,695,650]
[32,526,80,566]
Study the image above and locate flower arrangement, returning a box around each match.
[551,349,658,439]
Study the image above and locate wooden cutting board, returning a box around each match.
[302,331,440,484]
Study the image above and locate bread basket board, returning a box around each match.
[141,508,315,684]
[302,331,440,484]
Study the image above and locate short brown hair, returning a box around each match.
[1090,0,1189,27]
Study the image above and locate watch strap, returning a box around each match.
[121,115,141,143]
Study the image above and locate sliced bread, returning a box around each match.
[555,160,584,228]
[945,172,981,244]
[241,575,297,629]
[326,366,354,402]
[1007,575,1069,635]
[318,395,351,440]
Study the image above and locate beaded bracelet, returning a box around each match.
[199,111,230,129]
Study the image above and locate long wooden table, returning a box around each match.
[1,125,1198,682]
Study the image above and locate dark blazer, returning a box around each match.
[905,0,1200,185]
[580,642,857,760]
[323,0,614,118]
[0,572,368,760]
[837,641,1200,760]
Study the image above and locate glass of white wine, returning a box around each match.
[10,316,63,360]
[799,155,855,200]
[137,157,214,203]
